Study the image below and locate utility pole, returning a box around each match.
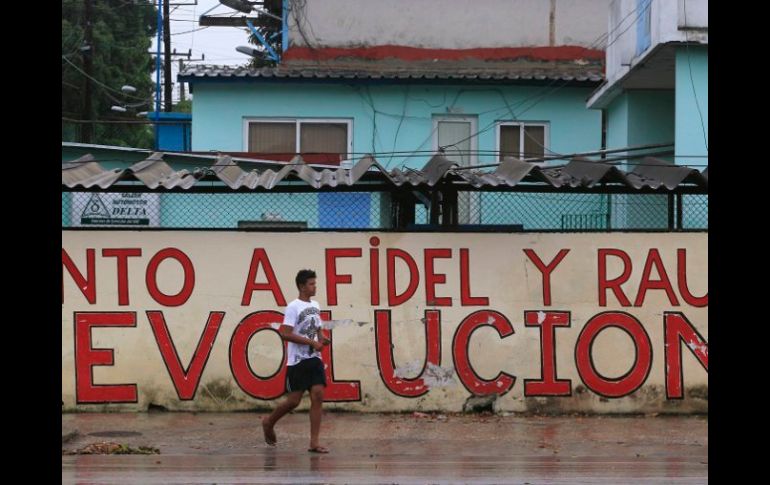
[163,0,173,112]
[178,58,186,102]
[82,0,94,142]
[174,52,203,104]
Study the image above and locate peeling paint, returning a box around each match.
[393,360,423,379]
[322,319,356,330]
[687,341,708,355]
[392,361,456,389]
[537,311,546,324]
[421,363,457,389]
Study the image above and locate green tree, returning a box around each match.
[174,99,192,114]
[62,0,157,147]
[246,0,283,68]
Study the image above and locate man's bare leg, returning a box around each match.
[262,391,303,445]
[308,384,329,452]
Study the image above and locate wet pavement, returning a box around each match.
[62,412,708,484]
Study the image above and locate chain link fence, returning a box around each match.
[62,190,707,231]
[475,193,707,230]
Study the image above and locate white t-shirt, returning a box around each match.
[283,298,323,366]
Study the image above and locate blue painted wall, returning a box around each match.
[675,46,708,229]
[153,112,192,152]
[187,81,602,229]
[675,46,708,167]
[191,82,602,168]
[605,90,676,228]
[606,90,675,163]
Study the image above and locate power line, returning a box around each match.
[437,85,560,155]
[62,117,177,125]
[170,146,694,160]
[268,4,640,166]
[355,86,384,156]
[62,155,708,170]
[172,25,210,36]
[434,1,651,159]
[190,0,198,53]
[61,135,707,168]
[601,0,652,51]
[682,0,708,152]
[62,55,152,102]
[62,78,146,107]
[82,0,95,143]
[386,85,409,168]
[590,0,648,51]
[390,125,438,169]
[113,0,157,8]
[61,29,85,58]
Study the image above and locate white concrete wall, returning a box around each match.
[604,0,708,86]
[677,0,708,30]
[62,231,708,413]
[606,0,637,72]
[288,0,611,49]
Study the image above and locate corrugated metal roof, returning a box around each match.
[62,155,124,189]
[62,142,340,170]
[62,152,708,192]
[178,60,604,83]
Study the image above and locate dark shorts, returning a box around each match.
[286,357,326,393]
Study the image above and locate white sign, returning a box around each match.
[72,192,160,227]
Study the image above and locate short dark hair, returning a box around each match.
[296,269,316,289]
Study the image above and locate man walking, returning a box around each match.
[262,269,331,453]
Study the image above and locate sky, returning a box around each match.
[148,0,258,102]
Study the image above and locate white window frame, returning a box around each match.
[242,117,353,160]
[432,115,479,167]
[432,115,480,224]
[495,121,550,165]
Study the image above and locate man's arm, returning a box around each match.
[279,325,326,350]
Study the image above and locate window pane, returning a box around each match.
[523,125,545,160]
[248,122,295,158]
[300,123,348,162]
[437,121,472,166]
[499,125,521,160]
[436,120,477,224]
